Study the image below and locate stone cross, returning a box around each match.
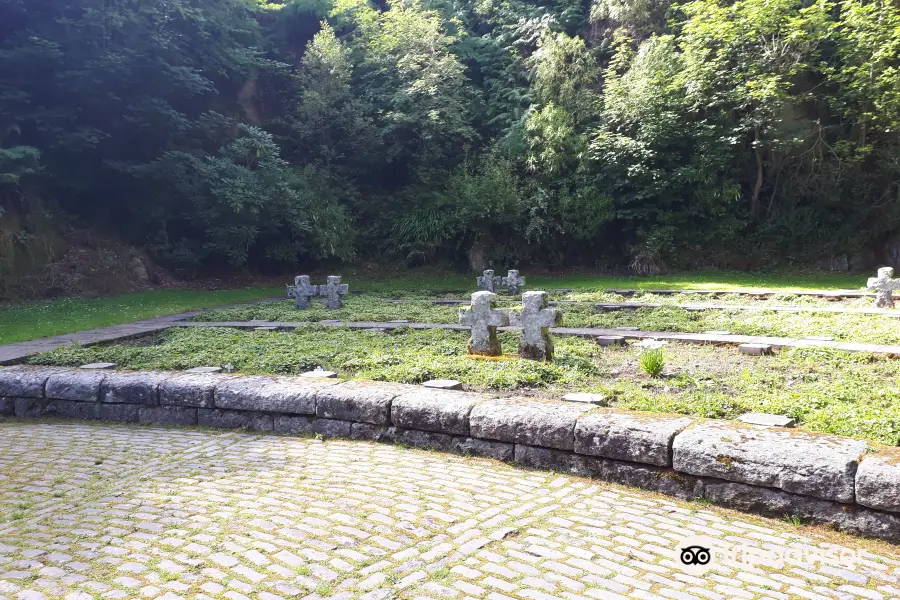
[459,291,510,356]
[319,275,349,309]
[867,267,900,308]
[287,275,318,309]
[512,291,561,361]
[502,269,526,296]
[476,269,502,293]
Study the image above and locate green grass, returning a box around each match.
[1,267,873,345]
[0,288,281,345]
[27,325,900,445]
[197,295,900,346]
[337,267,869,293]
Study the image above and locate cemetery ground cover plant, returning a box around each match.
[29,325,900,446]
[195,295,900,346]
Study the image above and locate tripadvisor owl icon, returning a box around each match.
[673,535,719,575]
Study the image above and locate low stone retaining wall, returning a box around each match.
[2,365,899,543]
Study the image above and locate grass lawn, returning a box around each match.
[342,267,871,293]
[28,325,900,445]
[0,288,281,345]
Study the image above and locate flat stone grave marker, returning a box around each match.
[186,367,222,374]
[562,393,608,406]
[804,336,834,341]
[513,291,561,361]
[80,363,116,370]
[739,343,773,356]
[459,291,509,356]
[737,412,796,428]
[301,369,338,379]
[615,326,641,331]
[422,379,463,390]
[319,276,349,309]
[254,326,279,331]
[704,330,731,335]
[596,336,626,347]
[287,275,318,309]
[867,267,900,308]
[501,270,526,296]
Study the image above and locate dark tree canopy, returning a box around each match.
[2,0,900,280]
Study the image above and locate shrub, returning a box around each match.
[639,347,666,377]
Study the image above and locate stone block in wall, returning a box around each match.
[139,406,198,426]
[395,428,454,451]
[312,418,353,437]
[0,366,61,398]
[574,409,693,467]
[450,437,514,461]
[99,404,140,422]
[391,389,489,435]
[703,480,900,543]
[856,450,900,513]
[274,415,315,435]
[55,400,102,420]
[470,397,592,451]
[673,421,866,503]
[198,408,273,431]
[159,373,223,408]
[13,398,57,418]
[0,397,15,416]
[45,370,107,402]
[215,375,339,415]
[101,372,171,405]
[316,381,416,425]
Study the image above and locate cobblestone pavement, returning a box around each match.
[1,422,899,600]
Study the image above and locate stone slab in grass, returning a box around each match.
[596,336,625,347]
[391,388,490,435]
[421,379,462,390]
[79,362,116,370]
[301,370,338,379]
[469,397,592,451]
[215,376,339,415]
[45,370,107,402]
[673,421,867,503]
[574,409,694,467]
[101,371,172,405]
[186,366,222,374]
[739,343,773,356]
[856,450,900,513]
[159,373,224,408]
[562,393,608,406]
[0,366,62,398]
[736,412,795,428]
[315,380,417,425]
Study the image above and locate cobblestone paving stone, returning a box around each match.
[1,422,899,600]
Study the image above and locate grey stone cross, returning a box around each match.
[512,291,561,361]
[867,267,900,308]
[319,275,349,309]
[502,269,525,296]
[287,275,318,309]
[476,269,502,293]
[459,291,510,356]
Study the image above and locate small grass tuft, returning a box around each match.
[639,348,666,377]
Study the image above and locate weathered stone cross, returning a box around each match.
[319,275,349,309]
[287,275,318,309]
[476,269,502,293]
[868,267,900,308]
[459,291,510,355]
[513,291,561,361]
[502,269,525,296]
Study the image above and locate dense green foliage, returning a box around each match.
[3,0,900,276]
[29,325,900,444]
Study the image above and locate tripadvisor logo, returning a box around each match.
[672,534,866,576]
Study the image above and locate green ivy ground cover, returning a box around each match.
[28,325,900,445]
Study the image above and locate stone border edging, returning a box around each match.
[2,366,900,542]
